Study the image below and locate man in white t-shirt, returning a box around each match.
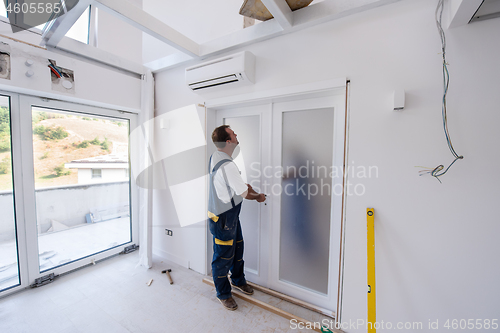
[208,125,266,311]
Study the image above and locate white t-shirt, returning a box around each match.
[210,151,248,204]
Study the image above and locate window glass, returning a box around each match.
[65,6,90,44]
[27,6,91,45]
[0,2,6,18]
[279,108,334,295]
[0,95,20,291]
[91,169,102,178]
[31,107,131,272]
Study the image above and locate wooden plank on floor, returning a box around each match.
[246,281,336,319]
[202,278,344,333]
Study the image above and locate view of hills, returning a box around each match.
[0,108,129,191]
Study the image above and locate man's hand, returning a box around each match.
[245,184,266,203]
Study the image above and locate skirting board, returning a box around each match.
[153,248,189,268]
[202,278,344,333]
[246,281,336,319]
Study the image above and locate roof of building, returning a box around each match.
[66,154,128,165]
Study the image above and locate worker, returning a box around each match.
[208,125,266,311]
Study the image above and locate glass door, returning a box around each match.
[279,107,334,295]
[19,96,138,281]
[270,94,346,310]
[0,94,21,293]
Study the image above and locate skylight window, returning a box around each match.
[36,6,91,44]
[0,2,6,18]
[64,6,90,44]
[0,2,90,44]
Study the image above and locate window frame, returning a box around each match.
[91,168,102,179]
[0,92,139,291]
[0,4,93,45]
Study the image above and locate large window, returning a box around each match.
[0,92,137,297]
[30,107,131,272]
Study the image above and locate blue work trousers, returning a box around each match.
[209,203,246,300]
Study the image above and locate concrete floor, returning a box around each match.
[0,251,324,332]
[0,218,130,290]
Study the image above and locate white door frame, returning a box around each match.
[215,104,272,286]
[0,91,29,297]
[205,78,348,313]
[270,94,346,310]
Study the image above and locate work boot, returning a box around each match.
[231,283,254,295]
[218,297,238,311]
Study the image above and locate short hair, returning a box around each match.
[212,125,231,148]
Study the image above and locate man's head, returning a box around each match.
[212,125,239,152]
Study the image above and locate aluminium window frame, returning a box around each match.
[0,92,139,295]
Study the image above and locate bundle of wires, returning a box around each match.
[419,0,463,183]
[48,60,62,78]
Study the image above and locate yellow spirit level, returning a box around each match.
[367,208,376,333]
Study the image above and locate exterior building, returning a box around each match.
[65,154,129,184]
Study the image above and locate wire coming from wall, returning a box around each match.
[419,0,463,183]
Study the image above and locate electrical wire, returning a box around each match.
[48,59,63,78]
[48,65,62,78]
[419,0,463,183]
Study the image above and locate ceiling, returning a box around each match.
[39,0,403,74]
[39,0,499,75]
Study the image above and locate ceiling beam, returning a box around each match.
[41,0,94,47]
[447,0,484,28]
[94,0,200,57]
[143,53,193,72]
[261,0,293,30]
[147,0,402,72]
[145,18,283,73]
[201,0,401,56]
[200,18,283,57]
[291,0,400,28]
[53,36,145,76]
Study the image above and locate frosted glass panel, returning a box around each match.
[279,108,333,294]
[224,116,260,273]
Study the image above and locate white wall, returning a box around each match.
[0,0,143,111]
[77,168,128,184]
[35,182,130,232]
[152,0,500,331]
[0,36,142,111]
[0,182,129,237]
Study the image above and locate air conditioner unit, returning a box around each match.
[185,51,255,92]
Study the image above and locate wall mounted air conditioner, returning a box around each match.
[185,51,255,92]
